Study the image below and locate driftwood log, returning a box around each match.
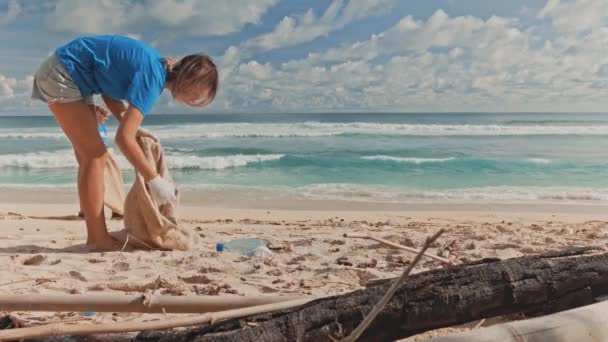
[137,248,608,342]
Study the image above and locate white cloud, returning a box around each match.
[0,75,39,114]
[301,10,524,64]
[4,1,608,114]
[43,0,278,36]
[0,0,20,25]
[0,76,16,98]
[242,0,396,52]
[215,7,608,112]
[538,0,608,33]
[238,61,273,80]
[243,0,342,51]
[145,0,278,36]
[0,75,32,99]
[340,0,394,23]
[45,0,136,34]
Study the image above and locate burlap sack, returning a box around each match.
[122,137,197,251]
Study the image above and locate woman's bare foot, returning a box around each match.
[87,235,123,252]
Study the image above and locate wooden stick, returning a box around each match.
[0,297,313,341]
[0,293,311,314]
[341,229,445,342]
[364,277,393,287]
[473,319,486,330]
[343,232,452,265]
[0,278,57,288]
[32,317,93,325]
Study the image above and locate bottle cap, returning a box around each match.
[216,243,224,252]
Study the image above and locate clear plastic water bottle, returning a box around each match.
[216,238,267,257]
[253,246,273,258]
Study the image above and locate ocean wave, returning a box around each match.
[523,158,552,164]
[0,127,67,140]
[361,155,455,163]
[3,122,608,140]
[149,123,608,138]
[0,150,284,170]
[0,150,77,168]
[296,184,608,203]
[165,153,284,170]
[361,155,556,165]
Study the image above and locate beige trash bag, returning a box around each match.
[122,137,197,251]
[104,149,126,216]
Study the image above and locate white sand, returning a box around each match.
[0,188,607,340]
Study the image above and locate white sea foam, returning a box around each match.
[3,123,608,140]
[0,150,77,168]
[0,132,66,139]
[295,184,608,203]
[524,158,552,164]
[164,153,284,170]
[149,123,608,138]
[361,156,555,164]
[361,155,455,163]
[0,150,284,170]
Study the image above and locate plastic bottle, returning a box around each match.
[252,246,273,258]
[216,238,268,257]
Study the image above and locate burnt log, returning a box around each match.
[137,248,608,342]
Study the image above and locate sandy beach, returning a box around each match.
[0,188,606,340]
[2,0,607,339]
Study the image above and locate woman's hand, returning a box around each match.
[115,106,158,182]
[136,127,159,142]
[148,175,177,205]
[93,105,110,124]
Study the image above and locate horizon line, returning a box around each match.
[1,111,608,117]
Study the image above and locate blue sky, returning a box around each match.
[0,0,606,114]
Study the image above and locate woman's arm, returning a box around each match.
[115,106,157,182]
[101,94,127,123]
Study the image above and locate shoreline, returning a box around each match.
[0,187,606,220]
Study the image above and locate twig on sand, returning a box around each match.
[109,234,130,265]
[108,234,157,270]
[124,233,157,251]
[473,318,486,329]
[343,232,453,265]
[0,297,313,341]
[0,278,57,288]
[340,229,446,342]
[120,313,145,323]
[33,316,93,325]
[110,233,157,266]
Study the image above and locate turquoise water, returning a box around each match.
[1,113,608,203]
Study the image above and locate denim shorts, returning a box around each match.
[31,53,93,104]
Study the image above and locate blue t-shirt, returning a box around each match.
[56,35,167,116]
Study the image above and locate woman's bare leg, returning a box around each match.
[48,100,118,252]
[74,147,84,217]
